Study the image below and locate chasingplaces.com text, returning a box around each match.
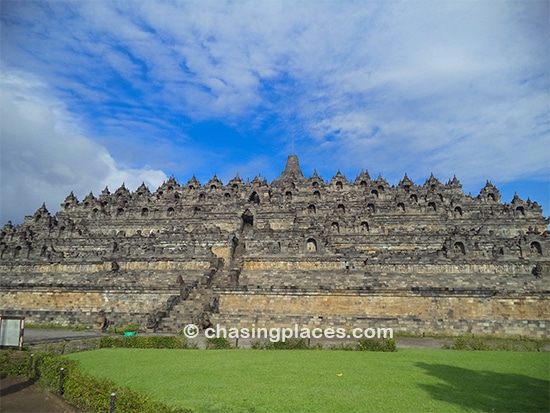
[182,324,393,342]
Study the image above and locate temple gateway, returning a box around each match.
[1,155,548,337]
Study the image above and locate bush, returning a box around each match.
[250,338,396,351]
[32,352,189,413]
[98,335,193,349]
[449,336,491,351]
[489,337,547,352]
[250,339,264,349]
[123,323,140,333]
[205,337,232,349]
[269,338,308,350]
[327,342,358,351]
[0,350,31,376]
[25,323,89,331]
[250,338,313,350]
[357,338,397,352]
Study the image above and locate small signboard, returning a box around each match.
[0,316,25,349]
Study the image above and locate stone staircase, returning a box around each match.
[156,257,226,333]
[155,228,250,333]
[157,283,219,332]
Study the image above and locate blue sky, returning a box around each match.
[1,0,549,225]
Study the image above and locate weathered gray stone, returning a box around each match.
[0,155,548,337]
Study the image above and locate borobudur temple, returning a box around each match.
[1,155,548,337]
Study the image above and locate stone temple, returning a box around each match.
[0,155,548,337]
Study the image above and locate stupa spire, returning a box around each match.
[280,154,304,179]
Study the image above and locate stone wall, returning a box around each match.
[0,289,178,327]
[212,290,548,337]
[1,155,548,337]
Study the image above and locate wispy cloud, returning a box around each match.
[0,0,548,223]
[0,70,166,223]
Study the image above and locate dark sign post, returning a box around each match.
[0,316,25,350]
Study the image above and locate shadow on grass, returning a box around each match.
[416,363,549,412]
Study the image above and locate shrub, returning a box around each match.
[205,337,232,349]
[0,350,31,376]
[25,323,88,331]
[450,336,491,351]
[30,352,190,413]
[270,338,309,350]
[250,338,310,350]
[98,335,193,349]
[446,335,550,351]
[250,339,264,349]
[250,338,396,351]
[357,338,397,352]
[327,342,357,351]
[123,323,140,333]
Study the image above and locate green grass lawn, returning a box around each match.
[66,348,549,413]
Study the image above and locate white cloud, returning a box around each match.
[1,0,548,216]
[0,70,167,224]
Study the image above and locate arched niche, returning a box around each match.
[249,192,260,204]
[242,209,254,232]
[306,238,317,252]
[516,206,525,216]
[453,242,466,255]
[530,242,542,255]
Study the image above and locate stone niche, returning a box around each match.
[0,155,548,337]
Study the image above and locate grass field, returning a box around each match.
[66,348,549,412]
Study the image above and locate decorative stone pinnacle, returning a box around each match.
[280,154,304,179]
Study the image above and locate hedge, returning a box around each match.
[249,338,397,351]
[98,335,195,349]
[0,350,31,376]
[1,350,191,413]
